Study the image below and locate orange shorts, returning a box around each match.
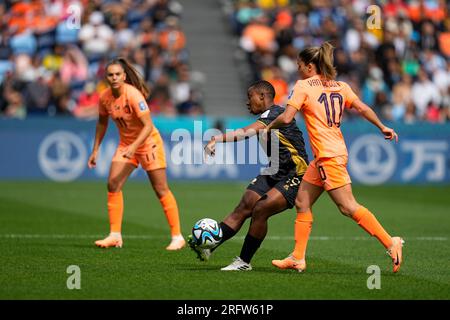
[112,135,166,172]
[303,156,351,191]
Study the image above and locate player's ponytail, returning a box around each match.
[106,57,150,99]
[298,42,337,80]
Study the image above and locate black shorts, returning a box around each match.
[246,174,303,209]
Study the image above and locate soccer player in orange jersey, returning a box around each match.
[267,42,404,273]
[87,58,185,250]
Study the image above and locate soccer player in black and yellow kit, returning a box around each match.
[188,80,309,270]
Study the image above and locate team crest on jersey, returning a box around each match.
[139,101,147,111]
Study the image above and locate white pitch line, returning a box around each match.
[0,234,447,241]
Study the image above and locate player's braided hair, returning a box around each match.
[299,41,337,80]
[106,57,150,98]
[249,80,275,99]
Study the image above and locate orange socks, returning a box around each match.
[352,206,393,249]
[292,210,313,260]
[159,191,181,236]
[107,191,124,233]
[290,206,392,260]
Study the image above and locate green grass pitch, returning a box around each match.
[0,181,449,300]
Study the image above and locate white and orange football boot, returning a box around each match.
[95,234,123,248]
[166,235,186,251]
[387,236,404,273]
[272,255,306,272]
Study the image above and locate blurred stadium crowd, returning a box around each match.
[226,0,450,123]
[0,0,449,124]
[0,0,204,119]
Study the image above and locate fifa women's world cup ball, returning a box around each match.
[191,218,223,249]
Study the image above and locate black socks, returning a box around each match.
[211,222,237,252]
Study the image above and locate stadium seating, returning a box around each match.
[0,0,203,118]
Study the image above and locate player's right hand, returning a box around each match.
[87,152,97,169]
[204,139,216,158]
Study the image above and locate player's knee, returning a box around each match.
[233,200,253,218]
[251,202,268,221]
[153,183,169,198]
[337,203,358,217]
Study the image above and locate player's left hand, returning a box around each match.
[381,126,398,142]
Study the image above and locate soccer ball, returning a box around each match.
[191,218,223,249]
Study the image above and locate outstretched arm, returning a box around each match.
[351,99,398,142]
[204,121,266,157]
[266,105,298,131]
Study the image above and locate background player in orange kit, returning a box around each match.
[266,42,404,273]
[87,57,185,250]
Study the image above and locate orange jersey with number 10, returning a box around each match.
[287,75,359,159]
[99,83,160,153]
